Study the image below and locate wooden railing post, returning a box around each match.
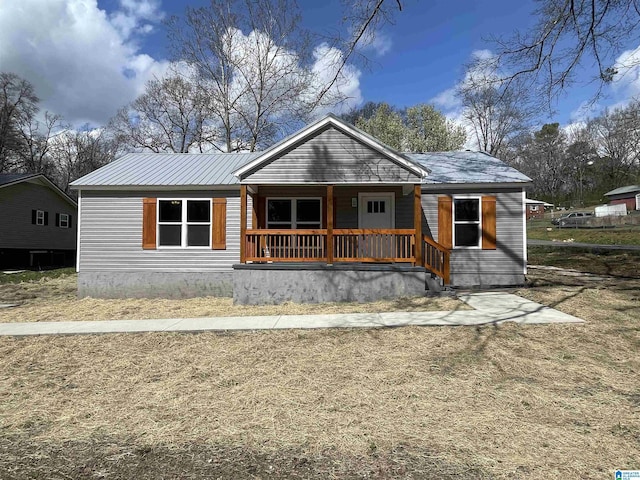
[414,184,422,267]
[327,185,334,264]
[240,185,247,263]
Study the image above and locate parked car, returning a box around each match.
[551,212,593,227]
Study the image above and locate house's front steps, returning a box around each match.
[232,263,437,305]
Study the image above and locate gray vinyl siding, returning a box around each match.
[422,188,525,287]
[79,190,250,272]
[0,183,76,250]
[243,126,421,184]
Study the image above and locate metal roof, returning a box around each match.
[0,173,39,187]
[604,184,640,196]
[407,151,531,184]
[70,152,260,187]
[71,149,530,188]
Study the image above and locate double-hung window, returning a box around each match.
[36,210,45,226]
[453,197,481,248]
[59,213,69,228]
[158,199,211,247]
[267,198,322,229]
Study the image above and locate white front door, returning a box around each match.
[359,193,395,229]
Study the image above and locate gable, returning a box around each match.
[241,125,422,184]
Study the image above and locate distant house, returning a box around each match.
[604,185,640,211]
[0,173,77,269]
[525,198,554,220]
[71,114,532,303]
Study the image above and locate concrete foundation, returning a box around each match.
[232,263,427,305]
[78,271,233,298]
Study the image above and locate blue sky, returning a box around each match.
[1,0,637,131]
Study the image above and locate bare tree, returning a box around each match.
[0,73,39,171]
[109,74,218,153]
[587,100,640,190]
[49,128,120,194]
[15,112,62,177]
[458,64,535,158]
[490,0,640,103]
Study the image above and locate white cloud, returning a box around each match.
[0,0,169,127]
[311,43,363,115]
[358,28,392,56]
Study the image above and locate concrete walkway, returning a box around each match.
[0,292,584,337]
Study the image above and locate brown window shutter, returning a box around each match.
[438,196,452,249]
[482,196,497,250]
[142,198,157,250]
[333,196,337,227]
[212,198,227,250]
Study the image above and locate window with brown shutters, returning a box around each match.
[438,195,497,250]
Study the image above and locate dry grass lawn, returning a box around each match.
[0,257,638,478]
[0,273,465,323]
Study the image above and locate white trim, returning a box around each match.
[357,192,395,229]
[422,182,530,191]
[636,193,640,211]
[156,198,213,249]
[76,192,81,273]
[233,115,429,180]
[71,185,239,192]
[35,209,45,226]
[452,195,482,249]
[265,197,323,229]
[522,190,527,275]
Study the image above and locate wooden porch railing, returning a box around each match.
[423,235,450,285]
[333,229,415,263]
[244,229,416,263]
[245,229,328,262]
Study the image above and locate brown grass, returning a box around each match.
[0,273,466,323]
[0,268,638,478]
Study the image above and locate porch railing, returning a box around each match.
[244,229,416,263]
[423,235,450,285]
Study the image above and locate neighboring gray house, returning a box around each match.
[71,115,531,304]
[0,173,77,269]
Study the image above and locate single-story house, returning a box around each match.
[70,114,532,304]
[604,185,640,211]
[0,173,77,269]
[525,198,554,220]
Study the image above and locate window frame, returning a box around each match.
[452,195,482,249]
[156,198,212,249]
[59,213,70,228]
[36,210,45,226]
[266,197,323,230]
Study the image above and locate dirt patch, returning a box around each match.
[0,273,467,323]
[0,436,492,479]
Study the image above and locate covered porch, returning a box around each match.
[238,184,450,284]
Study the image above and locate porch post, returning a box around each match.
[414,184,422,266]
[240,185,247,263]
[327,185,334,264]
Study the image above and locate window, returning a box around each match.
[158,199,211,247]
[453,197,481,247]
[267,198,321,229]
[59,213,69,228]
[32,209,47,226]
[367,200,385,213]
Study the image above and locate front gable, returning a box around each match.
[235,115,427,185]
